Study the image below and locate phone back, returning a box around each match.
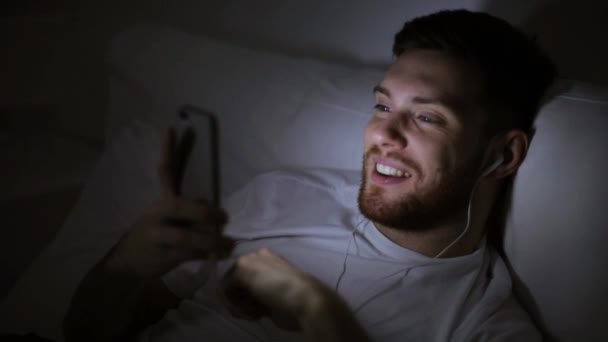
[175,105,220,206]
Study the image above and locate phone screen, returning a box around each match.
[174,105,220,206]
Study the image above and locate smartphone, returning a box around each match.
[174,104,220,206]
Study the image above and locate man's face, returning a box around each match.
[358,49,488,231]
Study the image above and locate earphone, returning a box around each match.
[481,155,504,177]
[434,154,504,258]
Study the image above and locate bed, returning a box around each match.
[1,1,607,341]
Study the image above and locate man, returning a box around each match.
[64,9,556,341]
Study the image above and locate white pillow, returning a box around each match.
[504,81,608,341]
[105,25,382,197]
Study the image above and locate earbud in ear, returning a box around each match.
[481,155,504,177]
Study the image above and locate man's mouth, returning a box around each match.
[371,159,412,185]
[375,163,411,178]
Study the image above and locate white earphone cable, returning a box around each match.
[433,178,480,258]
[434,156,502,258]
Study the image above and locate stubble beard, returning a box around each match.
[357,148,483,232]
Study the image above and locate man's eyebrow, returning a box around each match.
[373,85,391,98]
[375,85,448,105]
[412,96,464,113]
[411,96,447,106]
[373,84,465,113]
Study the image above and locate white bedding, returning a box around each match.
[2,24,607,342]
[105,26,380,196]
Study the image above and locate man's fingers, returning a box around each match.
[224,289,268,321]
[159,226,234,256]
[187,234,235,257]
[158,127,178,200]
[220,268,268,320]
[159,199,229,230]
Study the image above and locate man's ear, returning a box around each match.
[489,130,529,179]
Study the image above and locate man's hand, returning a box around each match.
[220,248,322,329]
[220,249,372,342]
[64,127,234,342]
[107,128,233,278]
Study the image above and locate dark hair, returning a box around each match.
[393,9,557,137]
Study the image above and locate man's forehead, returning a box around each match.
[375,78,471,117]
[378,49,484,115]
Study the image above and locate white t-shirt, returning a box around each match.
[140,169,541,342]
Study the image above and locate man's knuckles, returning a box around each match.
[156,199,227,228]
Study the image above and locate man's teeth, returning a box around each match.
[375,163,410,177]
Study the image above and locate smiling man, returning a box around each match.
[361,49,513,258]
[358,11,556,261]
[65,9,556,342]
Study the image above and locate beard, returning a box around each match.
[358,146,484,232]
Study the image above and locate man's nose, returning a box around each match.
[373,115,409,149]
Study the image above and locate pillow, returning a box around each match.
[503,81,608,341]
[105,25,382,197]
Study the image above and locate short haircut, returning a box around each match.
[393,9,557,138]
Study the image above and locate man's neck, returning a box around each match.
[372,215,486,258]
[369,179,500,258]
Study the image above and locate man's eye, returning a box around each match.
[416,113,438,124]
[374,104,390,112]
